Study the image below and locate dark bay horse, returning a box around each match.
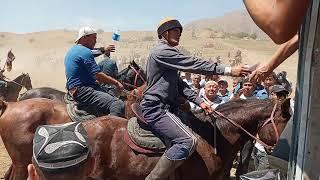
[117,60,146,91]
[18,87,65,102]
[1,73,32,101]
[0,97,291,180]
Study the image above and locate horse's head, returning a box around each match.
[20,73,33,90]
[213,98,291,149]
[256,98,292,147]
[117,60,146,91]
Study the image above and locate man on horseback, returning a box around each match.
[98,53,119,96]
[0,68,7,100]
[141,17,251,180]
[64,26,125,117]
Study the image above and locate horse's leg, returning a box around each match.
[3,162,29,180]
[4,164,12,180]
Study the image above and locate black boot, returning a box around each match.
[145,155,183,180]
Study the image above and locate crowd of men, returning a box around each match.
[181,71,293,173]
[181,71,292,108]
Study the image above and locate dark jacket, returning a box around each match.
[143,39,227,107]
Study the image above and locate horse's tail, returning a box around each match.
[0,99,7,116]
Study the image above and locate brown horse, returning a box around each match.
[1,73,32,102]
[0,97,291,180]
[18,83,146,119]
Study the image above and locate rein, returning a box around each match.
[121,81,138,89]
[210,103,278,150]
[122,89,140,99]
[129,65,146,87]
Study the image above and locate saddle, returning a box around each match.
[123,103,166,154]
[64,94,97,122]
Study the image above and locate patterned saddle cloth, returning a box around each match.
[124,117,166,154]
[64,94,96,122]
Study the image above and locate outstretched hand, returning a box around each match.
[249,64,272,83]
[104,44,116,54]
[231,65,251,77]
[200,102,213,115]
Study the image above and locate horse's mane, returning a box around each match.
[215,98,274,129]
[13,73,29,81]
[216,98,273,113]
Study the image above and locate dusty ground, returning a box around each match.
[0,29,298,177]
[0,137,10,178]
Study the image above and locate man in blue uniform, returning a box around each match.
[64,26,124,117]
[141,17,251,180]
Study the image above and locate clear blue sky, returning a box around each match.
[0,0,244,33]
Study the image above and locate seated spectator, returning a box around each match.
[191,74,202,95]
[217,79,232,102]
[27,122,94,180]
[182,72,193,87]
[269,84,290,101]
[231,78,258,100]
[277,71,293,95]
[190,81,224,112]
[254,86,269,100]
[200,74,220,88]
[263,72,277,94]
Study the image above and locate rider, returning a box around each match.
[64,26,125,117]
[0,68,7,100]
[141,17,251,180]
[98,51,119,96]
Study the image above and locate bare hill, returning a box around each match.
[185,10,268,39]
[0,29,297,92]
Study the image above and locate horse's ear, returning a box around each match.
[281,98,291,119]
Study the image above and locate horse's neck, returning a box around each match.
[13,75,25,84]
[6,76,24,101]
[215,107,263,145]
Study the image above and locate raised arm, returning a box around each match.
[243,0,310,44]
[154,46,251,77]
[250,34,299,82]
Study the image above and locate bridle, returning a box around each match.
[128,64,146,87]
[210,103,279,150]
[4,74,31,90]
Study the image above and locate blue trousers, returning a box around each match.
[141,96,198,160]
[74,86,125,117]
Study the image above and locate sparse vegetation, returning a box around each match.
[29,38,35,43]
[203,43,215,48]
[209,33,215,40]
[97,29,104,33]
[191,28,197,39]
[142,36,155,42]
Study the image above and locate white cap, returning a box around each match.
[75,26,97,43]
